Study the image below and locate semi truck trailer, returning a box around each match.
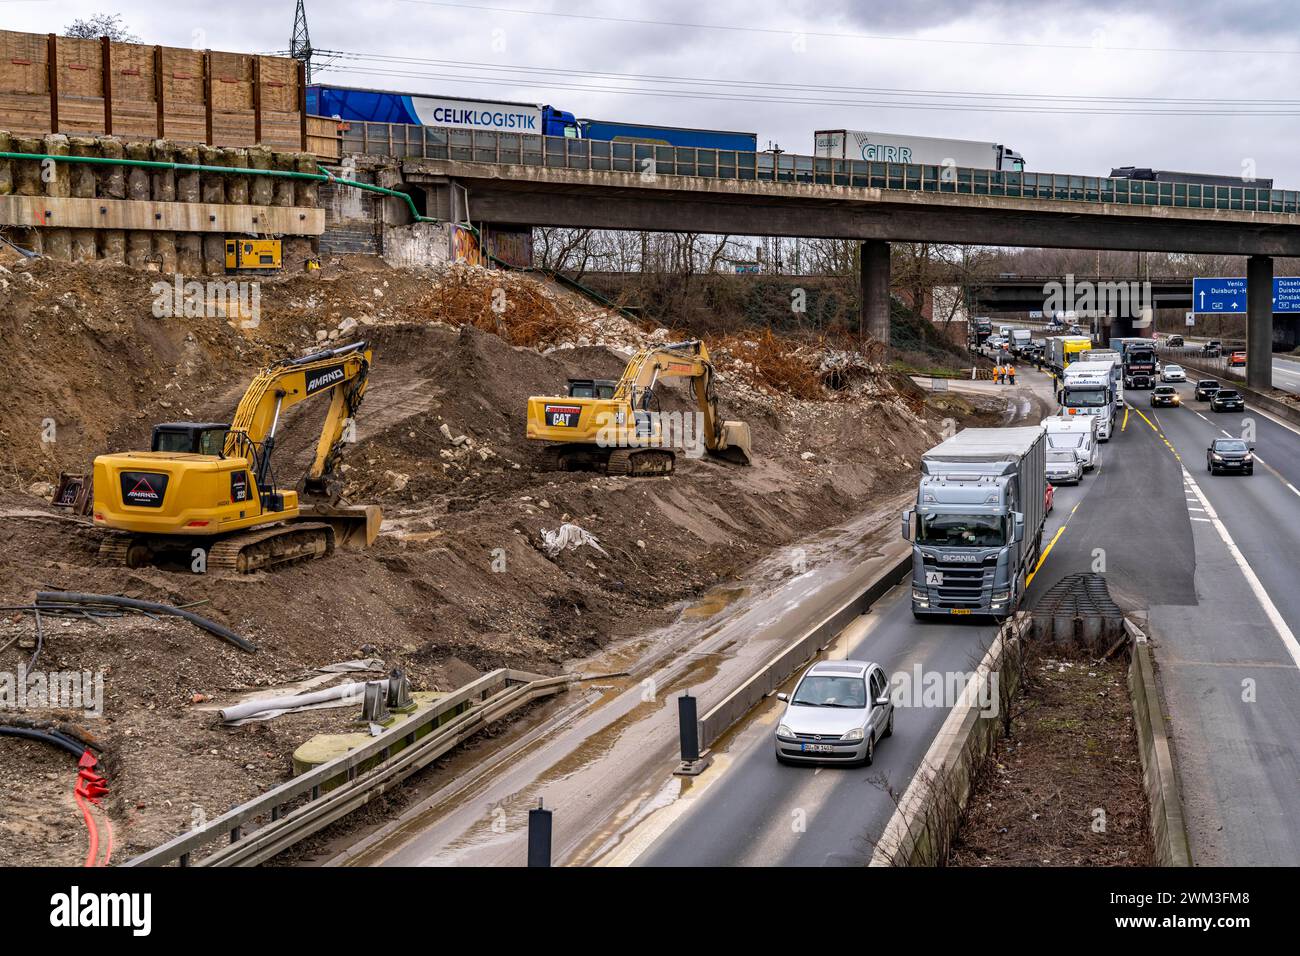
[815,130,1025,171]
[308,85,580,137]
[903,426,1047,621]
[1045,335,1094,374]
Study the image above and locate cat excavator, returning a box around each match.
[526,339,752,476]
[92,341,381,573]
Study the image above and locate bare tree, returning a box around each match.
[64,14,141,42]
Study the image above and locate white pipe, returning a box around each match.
[219,679,389,723]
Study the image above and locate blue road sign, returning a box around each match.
[1193,276,1300,314]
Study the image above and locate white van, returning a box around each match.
[1042,415,1100,472]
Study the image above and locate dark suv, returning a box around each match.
[1150,385,1180,407]
[1211,389,1245,413]
[1207,438,1253,475]
[1194,379,1221,401]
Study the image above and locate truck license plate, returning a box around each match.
[950,608,972,615]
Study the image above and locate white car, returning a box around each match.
[1161,364,1186,382]
[775,660,893,766]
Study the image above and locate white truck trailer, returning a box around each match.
[814,130,1025,171]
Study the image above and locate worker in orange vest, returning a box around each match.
[1007,363,1017,385]
[993,363,1003,384]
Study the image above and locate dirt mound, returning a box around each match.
[0,254,953,865]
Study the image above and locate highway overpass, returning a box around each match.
[339,122,1300,389]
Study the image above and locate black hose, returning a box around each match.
[35,592,256,653]
[0,726,87,759]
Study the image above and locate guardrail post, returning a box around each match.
[527,799,552,867]
[673,692,713,776]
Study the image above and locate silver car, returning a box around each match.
[1161,364,1186,382]
[1045,448,1084,485]
[774,660,893,766]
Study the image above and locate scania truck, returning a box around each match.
[903,426,1047,621]
[1059,360,1117,440]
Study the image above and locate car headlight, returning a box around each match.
[841,728,864,742]
[1243,453,1253,462]
[777,724,795,738]
[1212,453,1223,461]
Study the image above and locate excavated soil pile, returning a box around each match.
[0,255,946,864]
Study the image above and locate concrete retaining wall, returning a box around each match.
[1126,619,1192,867]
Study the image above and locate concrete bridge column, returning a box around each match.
[1247,255,1273,391]
[859,239,891,344]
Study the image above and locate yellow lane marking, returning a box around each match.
[1122,406,1130,432]
[1130,404,1181,461]
[1027,525,1066,586]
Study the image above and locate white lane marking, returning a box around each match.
[1191,517,1213,523]
[1183,466,1300,670]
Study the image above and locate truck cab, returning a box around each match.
[903,427,1046,621]
[1058,361,1117,441]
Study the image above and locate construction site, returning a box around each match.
[0,159,1005,863]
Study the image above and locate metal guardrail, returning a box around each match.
[125,668,569,867]
[328,118,1300,215]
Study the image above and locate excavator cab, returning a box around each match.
[150,423,230,456]
[566,379,618,400]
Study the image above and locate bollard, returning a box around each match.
[527,798,552,867]
[678,693,700,763]
[673,691,713,776]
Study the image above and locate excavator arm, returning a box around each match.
[224,341,372,498]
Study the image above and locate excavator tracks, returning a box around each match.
[606,449,676,477]
[99,522,335,574]
[207,522,335,573]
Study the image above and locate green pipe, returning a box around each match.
[0,150,438,224]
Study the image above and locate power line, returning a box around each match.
[314,63,1300,116]
[394,0,1300,57]
[318,50,1300,107]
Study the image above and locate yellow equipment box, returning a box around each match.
[225,238,282,271]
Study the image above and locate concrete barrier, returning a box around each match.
[695,553,912,752]
[869,617,1027,866]
[1125,619,1192,867]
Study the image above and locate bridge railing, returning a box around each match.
[331,119,1300,215]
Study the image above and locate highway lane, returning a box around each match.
[628,472,1090,867]
[1119,384,1300,864]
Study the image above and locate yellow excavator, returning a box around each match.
[526,339,752,476]
[92,341,381,573]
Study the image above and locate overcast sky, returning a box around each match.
[6,0,1298,186]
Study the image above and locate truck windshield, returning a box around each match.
[917,514,1006,548]
[1063,388,1108,407]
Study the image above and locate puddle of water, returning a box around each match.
[682,586,751,620]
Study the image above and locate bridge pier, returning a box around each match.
[1247,255,1273,390]
[859,240,891,344]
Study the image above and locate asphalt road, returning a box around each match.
[1125,382,1300,864]
[630,388,1300,866]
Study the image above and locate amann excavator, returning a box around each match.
[526,339,752,476]
[92,341,381,573]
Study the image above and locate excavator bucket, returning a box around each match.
[710,420,753,466]
[298,503,383,550]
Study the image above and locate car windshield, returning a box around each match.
[1048,450,1078,463]
[1063,388,1107,407]
[1155,387,1175,394]
[917,513,1006,547]
[1199,381,1219,388]
[1165,366,1183,373]
[792,675,867,708]
[1214,440,1248,453]
[1048,433,1085,449]
[1217,391,1239,398]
